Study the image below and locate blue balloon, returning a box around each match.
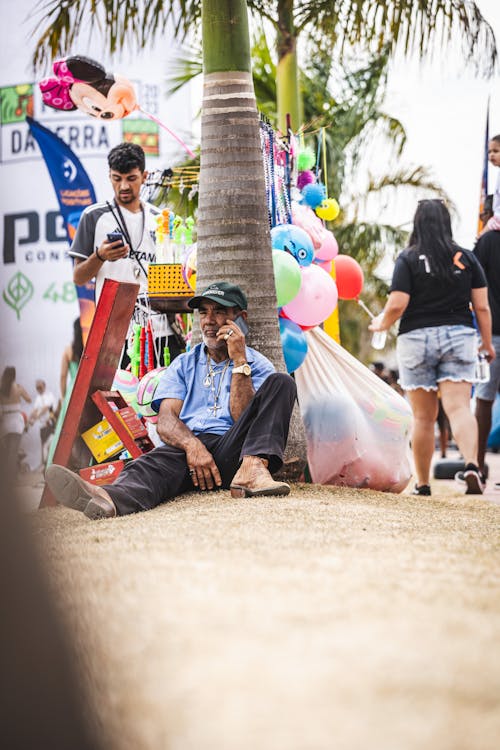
[271,224,314,266]
[279,317,308,373]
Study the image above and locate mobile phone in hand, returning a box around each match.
[107,231,124,247]
[234,315,249,336]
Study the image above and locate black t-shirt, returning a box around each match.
[390,245,487,335]
[473,230,500,335]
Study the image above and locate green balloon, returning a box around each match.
[272,249,302,307]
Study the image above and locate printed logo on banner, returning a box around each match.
[0,84,34,125]
[122,118,159,155]
[3,271,34,320]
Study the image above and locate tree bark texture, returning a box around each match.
[196,69,306,471]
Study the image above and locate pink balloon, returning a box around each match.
[315,230,338,261]
[282,264,338,327]
[315,259,333,273]
[291,201,326,249]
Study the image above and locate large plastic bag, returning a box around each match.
[295,327,413,492]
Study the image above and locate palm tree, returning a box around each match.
[31,1,497,133]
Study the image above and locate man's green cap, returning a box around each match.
[188,282,248,310]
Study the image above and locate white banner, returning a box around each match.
[0,2,196,408]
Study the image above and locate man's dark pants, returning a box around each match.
[104,373,297,515]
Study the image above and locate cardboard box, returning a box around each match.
[81,418,124,463]
[79,460,126,485]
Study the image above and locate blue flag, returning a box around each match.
[26,115,96,243]
[26,115,97,340]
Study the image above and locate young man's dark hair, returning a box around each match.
[107,143,145,173]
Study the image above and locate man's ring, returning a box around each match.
[189,469,195,475]
[227,329,233,336]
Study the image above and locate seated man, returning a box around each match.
[45,282,297,519]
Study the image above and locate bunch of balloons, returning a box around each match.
[271,145,364,373]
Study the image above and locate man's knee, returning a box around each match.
[261,372,297,399]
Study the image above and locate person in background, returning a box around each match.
[0,367,31,474]
[29,379,58,469]
[369,199,495,496]
[60,318,84,399]
[480,136,500,233]
[45,282,297,520]
[469,222,500,485]
[370,361,389,382]
[46,319,85,468]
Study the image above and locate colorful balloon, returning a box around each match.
[315,198,340,221]
[136,367,167,417]
[282,264,338,327]
[271,224,314,266]
[279,317,308,373]
[39,55,195,157]
[111,369,139,394]
[334,255,364,300]
[40,56,137,119]
[272,249,302,307]
[291,201,327,249]
[314,230,339,262]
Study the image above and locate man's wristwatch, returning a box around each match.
[232,362,251,376]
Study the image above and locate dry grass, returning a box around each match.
[32,482,500,750]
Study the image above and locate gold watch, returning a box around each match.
[232,363,251,376]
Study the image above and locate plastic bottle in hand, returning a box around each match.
[474,353,490,383]
[371,331,387,350]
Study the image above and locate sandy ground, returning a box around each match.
[19,452,500,750]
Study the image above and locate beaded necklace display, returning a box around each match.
[203,358,231,415]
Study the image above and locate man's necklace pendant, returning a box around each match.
[203,375,211,388]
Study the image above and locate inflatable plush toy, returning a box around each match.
[40,56,136,119]
[39,55,195,157]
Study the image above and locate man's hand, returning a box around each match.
[185,439,222,491]
[216,318,247,363]
[97,237,129,262]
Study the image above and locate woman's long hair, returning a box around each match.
[0,367,16,398]
[408,200,456,281]
[71,319,84,362]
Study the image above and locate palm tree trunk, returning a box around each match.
[196,0,306,472]
[276,0,301,132]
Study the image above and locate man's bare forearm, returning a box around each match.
[157,410,201,451]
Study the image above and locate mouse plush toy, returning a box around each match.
[39,55,137,119]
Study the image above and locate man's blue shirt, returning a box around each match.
[152,343,275,436]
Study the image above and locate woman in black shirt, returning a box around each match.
[370,200,495,496]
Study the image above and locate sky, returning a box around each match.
[375,0,500,251]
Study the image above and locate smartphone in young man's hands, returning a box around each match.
[107,231,124,247]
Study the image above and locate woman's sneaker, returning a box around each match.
[411,484,431,496]
[462,464,485,495]
[454,468,486,489]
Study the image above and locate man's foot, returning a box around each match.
[45,465,117,519]
[230,456,290,498]
[462,464,485,495]
[411,484,431,496]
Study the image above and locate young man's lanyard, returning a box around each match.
[106,200,148,279]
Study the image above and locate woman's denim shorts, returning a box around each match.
[397,325,477,392]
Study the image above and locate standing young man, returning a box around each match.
[69,142,177,360]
